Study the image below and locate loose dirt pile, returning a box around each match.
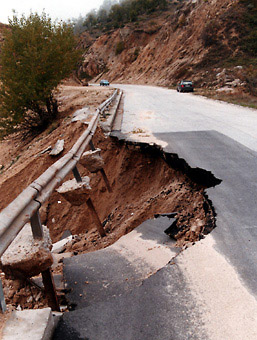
[0,83,215,314]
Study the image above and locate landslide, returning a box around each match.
[80,0,257,98]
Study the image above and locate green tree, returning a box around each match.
[84,10,97,30]
[0,12,81,137]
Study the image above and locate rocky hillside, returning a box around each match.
[79,0,257,95]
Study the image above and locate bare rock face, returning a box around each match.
[56,176,91,206]
[0,224,53,278]
[80,149,104,173]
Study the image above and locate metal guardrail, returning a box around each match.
[0,89,118,312]
[98,89,118,117]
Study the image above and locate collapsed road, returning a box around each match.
[54,85,257,339]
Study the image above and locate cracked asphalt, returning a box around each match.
[54,85,257,339]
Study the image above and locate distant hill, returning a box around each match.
[78,0,257,96]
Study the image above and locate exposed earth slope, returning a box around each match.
[80,0,256,98]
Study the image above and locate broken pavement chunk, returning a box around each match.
[80,148,104,173]
[0,224,53,278]
[164,219,181,240]
[56,176,91,206]
[49,139,64,156]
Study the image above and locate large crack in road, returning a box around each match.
[46,128,218,252]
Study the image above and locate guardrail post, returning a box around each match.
[0,278,7,313]
[89,141,112,193]
[72,166,82,183]
[86,198,106,237]
[30,210,43,240]
[72,161,106,237]
[41,268,60,311]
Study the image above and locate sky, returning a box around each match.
[0,0,104,24]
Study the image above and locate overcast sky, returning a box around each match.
[0,0,104,24]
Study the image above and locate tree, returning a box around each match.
[0,12,81,137]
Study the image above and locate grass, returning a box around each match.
[194,89,257,110]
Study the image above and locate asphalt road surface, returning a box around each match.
[54,85,257,340]
[117,84,257,153]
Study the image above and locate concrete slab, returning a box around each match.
[80,148,104,173]
[1,224,53,277]
[2,308,56,340]
[56,177,91,206]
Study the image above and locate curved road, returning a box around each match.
[118,84,257,153]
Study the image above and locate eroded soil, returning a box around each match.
[45,130,215,253]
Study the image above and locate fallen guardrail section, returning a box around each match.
[0,89,118,313]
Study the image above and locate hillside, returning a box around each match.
[79,0,257,99]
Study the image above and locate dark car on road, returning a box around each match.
[100,80,110,86]
[177,80,194,92]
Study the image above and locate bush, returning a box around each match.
[115,41,125,55]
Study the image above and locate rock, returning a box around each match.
[80,149,104,173]
[49,139,64,156]
[52,235,73,254]
[231,79,241,87]
[216,68,226,82]
[0,224,53,278]
[190,220,205,234]
[216,86,235,93]
[56,176,91,206]
[2,308,55,340]
[71,107,90,123]
[38,146,52,156]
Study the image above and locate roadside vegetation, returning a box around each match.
[194,88,257,110]
[0,13,81,139]
[199,0,257,96]
[83,0,168,31]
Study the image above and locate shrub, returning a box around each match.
[115,41,125,55]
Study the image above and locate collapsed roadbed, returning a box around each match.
[1,126,219,314]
